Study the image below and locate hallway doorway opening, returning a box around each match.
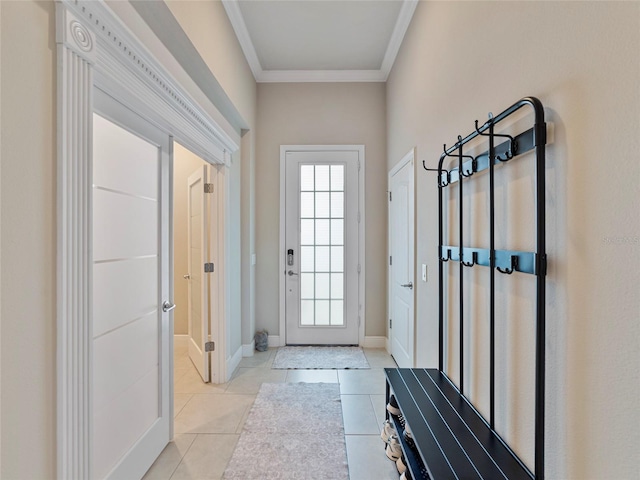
[172,143,227,385]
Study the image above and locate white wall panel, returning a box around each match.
[93,189,158,261]
[93,114,159,200]
[92,111,166,479]
[93,312,158,415]
[93,368,159,479]
[93,257,158,337]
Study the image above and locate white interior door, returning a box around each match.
[284,149,360,345]
[389,150,415,367]
[187,165,212,382]
[92,90,171,479]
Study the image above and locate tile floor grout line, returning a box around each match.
[167,434,197,480]
[173,393,194,418]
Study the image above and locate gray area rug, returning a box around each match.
[272,346,370,370]
[223,383,349,479]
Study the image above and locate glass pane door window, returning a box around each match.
[299,164,345,327]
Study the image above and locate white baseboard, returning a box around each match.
[226,345,243,381]
[242,340,255,357]
[363,336,387,349]
[254,334,385,349]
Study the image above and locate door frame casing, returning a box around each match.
[279,145,366,346]
[55,1,238,477]
[388,148,416,367]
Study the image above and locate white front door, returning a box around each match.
[389,150,415,367]
[283,148,361,345]
[187,165,213,382]
[92,90,171,479]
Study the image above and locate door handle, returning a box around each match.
[162,301,176,312]
[183,274,191,280]
[287,270,299,276]
[401,282,413,289]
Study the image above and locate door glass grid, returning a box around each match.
[299,164,345,326]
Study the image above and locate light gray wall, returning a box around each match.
[1,1,57,477]
[256,82,387,340]
[387,1,639,479]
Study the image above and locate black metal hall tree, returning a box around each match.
[385,96,548,480]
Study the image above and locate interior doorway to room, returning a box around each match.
[281,146,364,346]
[173,143,224,384]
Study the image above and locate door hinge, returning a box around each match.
[389,318,392,329]
[204,183,214,193]
[357,264,361,274]
[204,262,215,273]
[357,211,361,223]
[389,191,392,201]
[205,341,215,352]
[358,316,361,327]
[357,159,361,171]
[390,256,392,266]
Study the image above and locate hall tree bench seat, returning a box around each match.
[384,97,548,480]
[385,368,533,480]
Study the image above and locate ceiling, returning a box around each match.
[222,0,418,83]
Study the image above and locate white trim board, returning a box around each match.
[222,0,418,83]
[279,145,366,346]
[363,336,387,349]
[242,340,255,357]
[227,345,243,381]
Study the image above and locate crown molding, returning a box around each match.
[221,0,263,80]
[222,0,417,83]
[380,0,418,77]
[258,69,387,83]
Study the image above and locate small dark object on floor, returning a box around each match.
[254,330,268,352]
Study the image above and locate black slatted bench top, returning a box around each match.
[385,368,533,480]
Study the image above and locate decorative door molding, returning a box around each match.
[56,6,95,479]
[55,1,239,477]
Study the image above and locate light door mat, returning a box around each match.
[223,383,349,479]
[271,346,370,370]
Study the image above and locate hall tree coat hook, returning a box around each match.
[422,159,449,187]
[454,136,478,178]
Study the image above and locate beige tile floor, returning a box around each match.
[143,339,401,480]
